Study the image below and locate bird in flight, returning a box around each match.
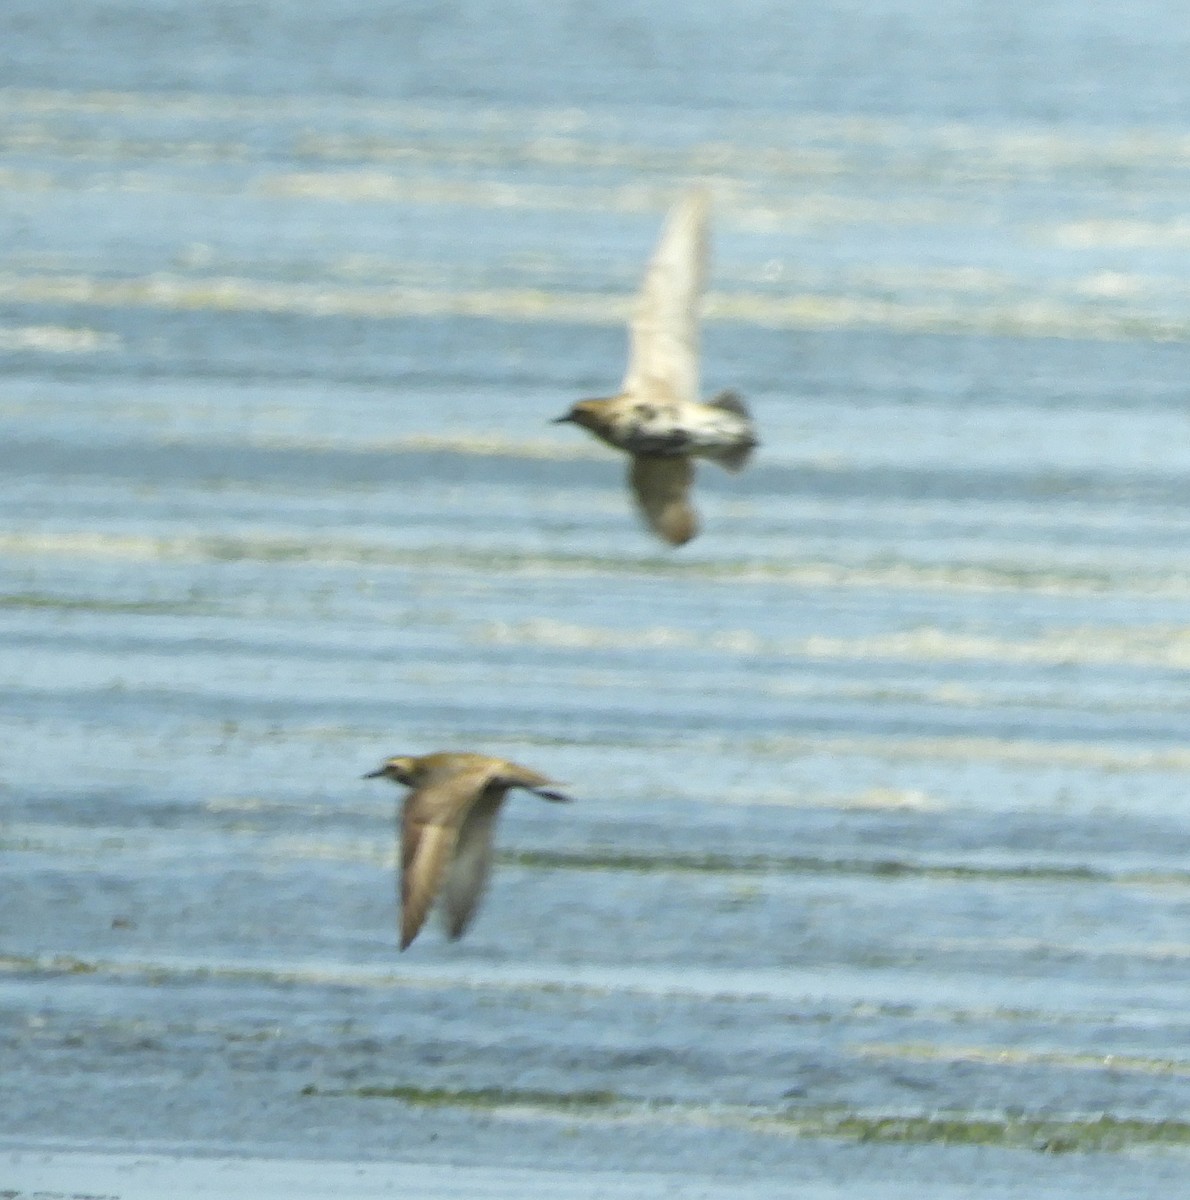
[363,751,573,950]
[554,188,758,546]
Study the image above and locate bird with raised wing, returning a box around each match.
[553,189,758,546]
[363,751,573,950]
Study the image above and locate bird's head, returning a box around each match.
[362,755,419,785]
[552,398,610,432]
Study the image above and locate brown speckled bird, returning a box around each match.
[553,188,758,546]
[363,751,573,950]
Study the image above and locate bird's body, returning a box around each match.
[363,751,572,950]
[554,189,758,546]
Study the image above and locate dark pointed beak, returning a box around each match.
[551,412,574,424]
[362,767,387,779]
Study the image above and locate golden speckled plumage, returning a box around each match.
[554,189,758,546]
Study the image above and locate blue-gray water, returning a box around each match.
[3,3,1190,1196]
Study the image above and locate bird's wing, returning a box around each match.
[438,792,502,940]
[493,760,575,803]
[621,189,709,407]
[628,455,698,546]
[438,762,572,940]
[398,766,493,950]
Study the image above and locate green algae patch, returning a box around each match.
[0,590,207,615]
[783,1111,1190,1154]
[0,952,101,975]
[297,1084,1190,1155]
[501,848,1118,885]
[858,1041,1190,1078]
[302,1083,620,1112]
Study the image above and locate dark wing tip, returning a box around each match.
[400,907,427,950]
[533,786,575,803]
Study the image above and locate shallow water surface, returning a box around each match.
[2,2,1190,1196]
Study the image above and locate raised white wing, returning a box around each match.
[621,189,709,407]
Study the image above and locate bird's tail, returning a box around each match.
[708,389,750,420]
[705,390,758,472]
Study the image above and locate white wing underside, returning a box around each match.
[621,189,709,408]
